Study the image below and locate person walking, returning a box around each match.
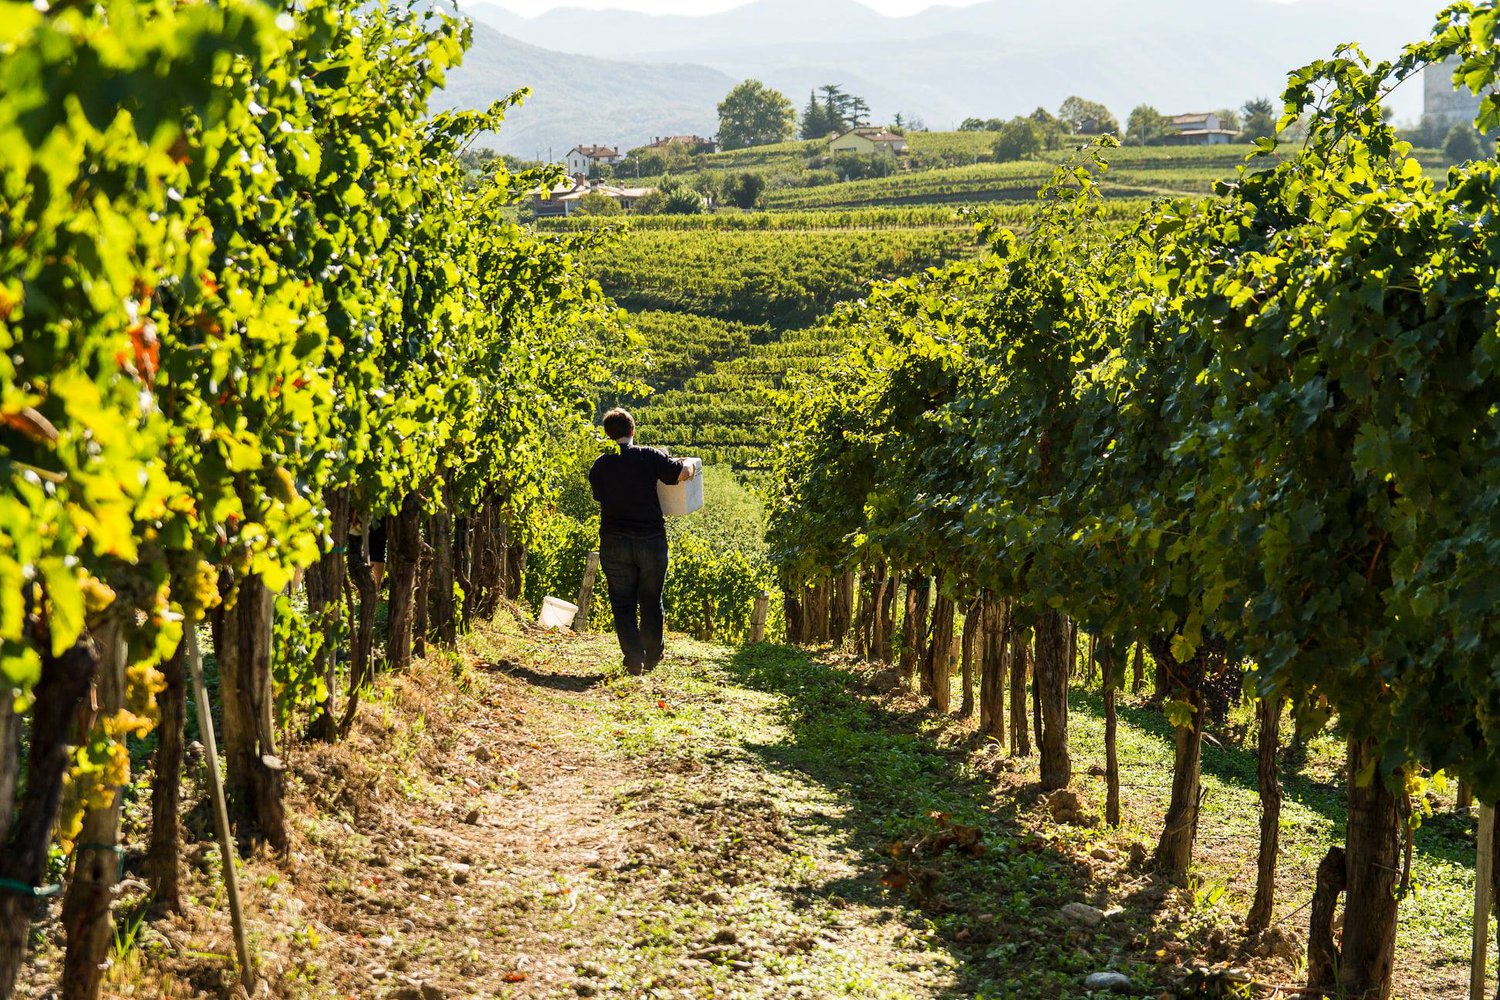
[589,408,699,674]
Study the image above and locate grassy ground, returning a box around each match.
[16,614,1490,999]
[1061,689,1482,996]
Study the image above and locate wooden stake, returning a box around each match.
[750,593,769,644]
[1473,802,1495,1000]
[60,622,125,1000]
[575,551,599,633]
[186,627,254,991]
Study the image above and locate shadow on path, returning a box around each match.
[721,643,1173,1000]
[490,658,608,692]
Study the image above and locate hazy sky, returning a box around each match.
[484,0,1311,14]
[485,0,985,15]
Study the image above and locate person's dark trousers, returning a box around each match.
[599,531,670,670]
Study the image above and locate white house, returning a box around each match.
[565,144,624,178]
[828,128,910,157]
[1163,113,1238,146]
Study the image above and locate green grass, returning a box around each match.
[607,638,1483,999]
[1061,688,1481,986]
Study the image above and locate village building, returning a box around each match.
[591,185,655,211]
[565,144,625,179]
[529,179,655,218]
[827,128,910,157]
[529,179,587,218]
[1161,112,1239,146]
[645,135,715,152]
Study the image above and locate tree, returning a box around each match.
[1404,113,1450,148]
[717,80,796,150]
[812,84,873,135]
[1029,107,1060,129]
[1444,121,1484,162]
[1126,105,1170,146]
[1239,97,1277,143]
[991,118,1044,162]
[800,91,832,139]
[632,188,667,213]
[1057,96,1119,136]
[832,152,895,180]
[663,186,705,214]
[726,171,766,209]
[690,171,721,207]
[1213,107,1242,133]
[844,95,872,129]
[574,192,621,216]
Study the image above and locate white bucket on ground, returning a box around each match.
[538,595,579,629]
[658,457,704,516]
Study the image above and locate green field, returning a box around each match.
[636,324,847,474]
[576,138,1331,484]
[585,227,976,328]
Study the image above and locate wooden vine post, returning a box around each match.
[1247,694,1283,934]
[750,592,769,644]
[1101,644,1119,828]
[214,579,287,850]
[146,643,187,911]
[978,598,1006,741]
[1034,609,1071,791]
[958,599,979,718]
[186,627,254,992]
[59,622,125,1000]
[1473,803,1495,1000]
[1008,628,1031,756]
[923,585,955,712]
[575,550,600,633]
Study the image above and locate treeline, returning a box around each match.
[537,206,969,232]
[768,14,1500,1000]
[961,96,1280,162]
[0,0,621,996]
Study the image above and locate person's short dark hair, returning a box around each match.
[602,407,635,441]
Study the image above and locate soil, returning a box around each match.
[12,611,1484,999]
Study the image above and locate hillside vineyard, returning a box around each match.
[5,1,1500,1000]
[765,12,1500,1000]
[0,0,623,994]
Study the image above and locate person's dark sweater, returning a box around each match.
[589,444,687,537]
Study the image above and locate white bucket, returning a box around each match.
[538,595,579,629]
[658,457,704,516]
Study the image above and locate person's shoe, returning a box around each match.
[625,661,646,676]
[643,656,662,673]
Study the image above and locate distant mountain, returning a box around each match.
[454,0,1447,135]
[434,23,732,157]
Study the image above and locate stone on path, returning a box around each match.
[1083,970,1133,992]
[1060,901,1106,926]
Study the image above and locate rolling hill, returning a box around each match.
[448,0,1446,153]
[434,22,731,156]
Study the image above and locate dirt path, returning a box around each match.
[33,611,1454,999]
[264,623,969,1000]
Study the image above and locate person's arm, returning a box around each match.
[655,450,695,484]
[676,459,699,484]
[589,458,606,502]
